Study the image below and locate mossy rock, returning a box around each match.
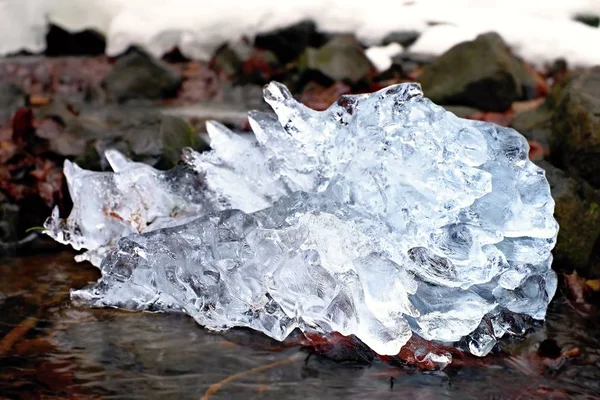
[298,35,373,84]
[511,103,553,148]
[418,32,521,112]
[550,66,600,189]
[101,47,183,103]
[538,161,600,277]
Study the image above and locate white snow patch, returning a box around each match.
[1,0,600,65]
[365,43,403,72]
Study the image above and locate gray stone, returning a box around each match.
[511,103,553,148]
[101,47,182,103]
[382,30,421,48]
[298,35,373,83]
[418,32,521,112]
[254,20,328,64]
[0,82,26,124]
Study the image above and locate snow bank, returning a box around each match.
[1,0,600,65]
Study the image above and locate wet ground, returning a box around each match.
[0,251,599,399]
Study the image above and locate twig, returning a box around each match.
[0,284,64,356]
[201,353,303,400]
[0,316,39,356]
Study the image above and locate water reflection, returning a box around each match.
[0,252,598,399]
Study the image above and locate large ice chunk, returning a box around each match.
[46,82,558,359]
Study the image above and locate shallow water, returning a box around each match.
[1,251,599,399]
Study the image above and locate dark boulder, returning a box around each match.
[254,20,328,64]
[45,24,106,56]
[573,13,600,28]
[418,32,521,112]
[101,47,182,103]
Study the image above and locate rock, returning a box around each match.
[511,56,542,100]
[45,24,106,56]
[161,47,190,63]
[0,196,19,249]
[254,20,328,64]
[37,101,199,170]
[298,35,374,84]
[239,49,280,85]
[382,30,421,48]
[219,84,270,112]
[101,47,182,103]
[546,58,568,84]
[394,52,436,65]
[443,105,480,119]
[550,67,600,188]
[210,42,279,84]
[210,42,249,78]
[418,32,521,112]
[573,14,600,28]
[383,52,436,78]
[155,115,198,168]
[0,82,27,125]
[537,161,600,277]
[511,102,553,151]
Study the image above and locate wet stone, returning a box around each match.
[101,47,183,103]
[419,32,521,112]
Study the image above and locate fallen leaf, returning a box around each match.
[256,384,270,394]
[528,140,546,160]
[586,279,600,291]
[29,94,50,107]
[561,347,581,357]
[0,140,18,164]
[564,271,597,313]
[299,82,351,111]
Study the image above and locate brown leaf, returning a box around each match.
[586,279,600,292]
[0,140,19,164]
[11,107,35,144]
[564,271,597,313]
[561,347,581,358]
[13,338,55,356]
[29,94,50,107]
[528,140,546,160]
[299,82,351,111]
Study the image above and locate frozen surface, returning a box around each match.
[46,82,558,359]
[2,0,600,66]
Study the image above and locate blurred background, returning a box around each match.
[1,1,600,399]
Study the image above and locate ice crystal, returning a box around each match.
[45,82,558,359]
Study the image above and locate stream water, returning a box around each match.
[1,251,599,399]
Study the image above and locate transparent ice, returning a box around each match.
[45,82,558,359]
